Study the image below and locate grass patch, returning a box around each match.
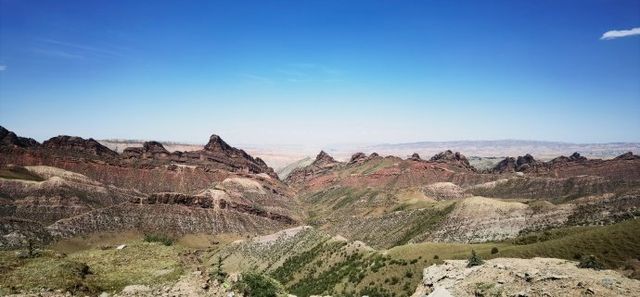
[0,241,183,294]
[501,219,640,269]
[144,233,174,246]
[0,166,44,181]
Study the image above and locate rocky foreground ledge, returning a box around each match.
[412,258,640,297]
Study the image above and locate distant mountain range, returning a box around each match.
[99,139,640,172]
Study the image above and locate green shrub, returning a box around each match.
[467,250,484,267]
[404,271,413,278]
[210,256,228,283]
[578,255,604,270]
[235,273,284,297]
[143,234,174,246]
[491,247,499,254]
[433,255,439,260]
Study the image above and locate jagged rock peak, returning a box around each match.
[255,157,268,168]
[615,152,639,160]
[349,152,367,164]
[204,134,234,152]
[409,153,421,160]
[0,126,40,148]
[551,152,588,163]
[143,141,169,154]
[491,157,517,173]
[430,150,469,163]
[491,154,541,173]
[569,152,587,161]
[312,150,337,166]
[42,135,117,156]
[515,154,541,171]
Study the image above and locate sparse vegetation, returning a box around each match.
[235,273,285,297]
[578,255,605,270]
[467,250,484,267]
[211,255,228,283]
[143,233,174,246]
[491,247,499,254]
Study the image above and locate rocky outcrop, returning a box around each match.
[42,135,118,157]
[122,141,171,159]
[615,152,639,160]
[492,154,543,173]
[409,153,422,161]
[134,192,215,208]
[312,151,338,167]
[349,152,368,164]
[429,150,475,171]
[488,151,640,181]
[412,258,640,297]
[0,126,39,148]
[491,156,518,173]
[0,217,53,249]
[130,190,297,225]
[550,152,588,164]
[285,151,343,185]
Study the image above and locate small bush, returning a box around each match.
[578,255,604,270]
[144,233,174,246]
[491,247,499,254]
[404,271,413,278]
[234,273,284,297]
[433,255,439,260]
[210,256,227,283]
[467,250,484,267]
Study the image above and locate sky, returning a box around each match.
[1,0,639,146]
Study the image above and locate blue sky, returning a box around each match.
[1,0,639,146]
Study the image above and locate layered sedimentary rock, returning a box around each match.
[0,126,280,193]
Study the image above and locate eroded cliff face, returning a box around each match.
[0,165,143,225]
[44,178,298,239]
[2,126,640,251]
[286,149,640,247]
[0,127,299,249]
[46,202,295,239]
[0,127,280,194]
[490,152,640,180]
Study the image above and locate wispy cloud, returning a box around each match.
[238,73,274,84]
[31,48,86,60]
[600,27,640,40]
[0,65,6,71]
[240,63,344,84]
[277,63,343,83]
[31,38,128,60]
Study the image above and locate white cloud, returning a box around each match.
[600,27,640,40]
[0,65,6,71]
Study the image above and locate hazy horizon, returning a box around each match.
[1,1,639,146]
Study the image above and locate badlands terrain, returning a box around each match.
[1,125,640,297]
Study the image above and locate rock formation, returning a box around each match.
[312,150,338,167]
[42,135,119,157]
[429,150,475,171]
[0,126,39,148]
[412,258,640,297]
